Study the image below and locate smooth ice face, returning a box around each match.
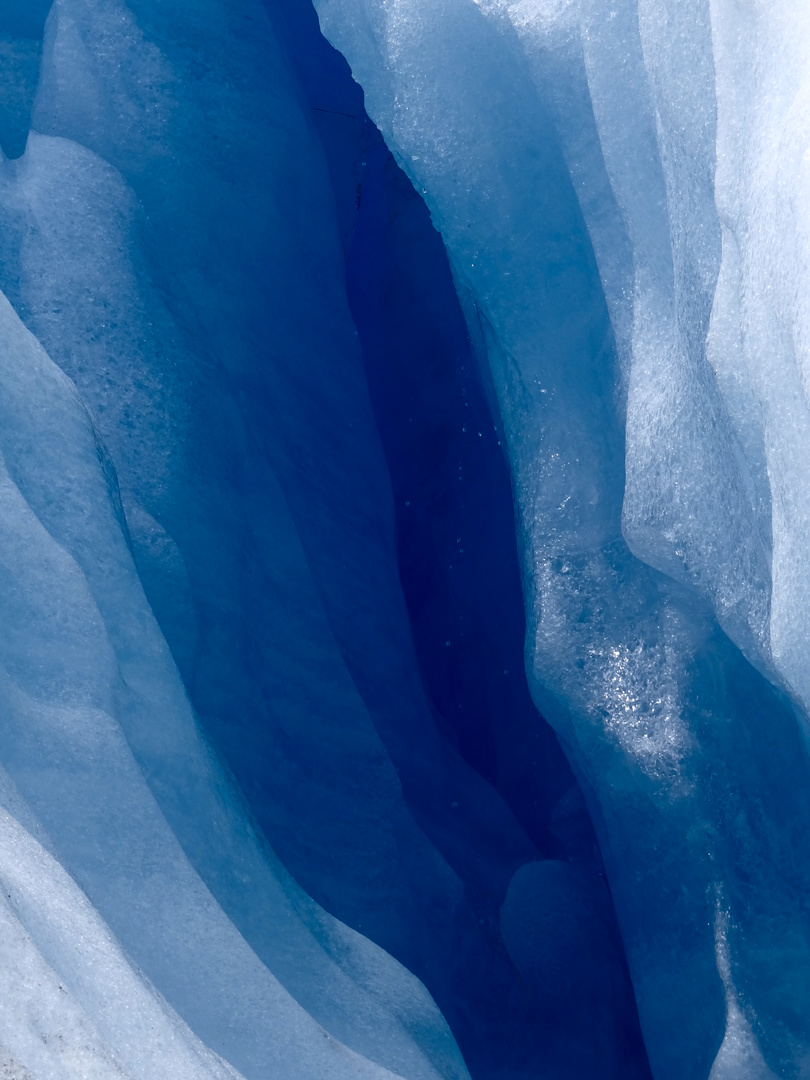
[6,4,646,1079]
[0,1,474,1078]
[4,0,808,1076]
[0,282,467,1080]
[315,0,810,1076]
[0,787,242,1080]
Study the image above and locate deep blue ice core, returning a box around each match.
[1,2,809,1080]
[251,5,653,1077]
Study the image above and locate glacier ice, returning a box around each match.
[0,1,475,1078]
[0,273,468,1080]
[314,0,810,1077]
[3,0,649,1076]
[270,6,651,1076]
[2,0,810,1077]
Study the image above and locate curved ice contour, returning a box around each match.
[314,0,810,1077]
[1,0,810,1078]
[0,1,472,1078]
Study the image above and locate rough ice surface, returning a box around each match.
[2,0,809,1078]
[0,2,474,1079]
[0,238,466,1080]
[0,0,655,1075]
[314,0,810,1077]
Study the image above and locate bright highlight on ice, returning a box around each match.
[1,1,809,1079]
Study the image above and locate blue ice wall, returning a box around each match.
[5,1,806,1079]
[315,0,810,1077]
[0,1,472,1078]
[346,145,651,1079]
[261,4,652,1076]
[0,0,649,1078]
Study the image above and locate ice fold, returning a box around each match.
[0,0,473,1075]
[315,0,810,1075]
[0,283,468,1080]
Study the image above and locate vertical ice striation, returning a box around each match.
[709,0,810,711]
[0,286,470,1080]
[0,1,475,1078]
[3,0,809,1076]
[0,207,469,1080]
[315,0,810,1076]
[7,0,648,1074]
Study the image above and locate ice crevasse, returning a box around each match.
[0,0,809,1079]
[0,2,471,1079]
[315,0,810,1078]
